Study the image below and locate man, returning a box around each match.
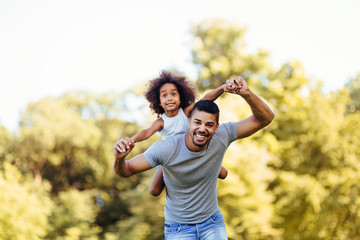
[113,76,274,239]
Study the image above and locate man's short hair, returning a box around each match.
[190,100,220,123]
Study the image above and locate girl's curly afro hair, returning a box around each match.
[145,70,197,116]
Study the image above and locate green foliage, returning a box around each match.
[101,170,165,240]
[345,73,360,113]
[0,125,15,165]
[16,96,102,188]
[191,18,270,90]
[46,189,101,240]
[272,172,328,240]
[0,162,52,240]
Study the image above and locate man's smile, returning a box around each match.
[195,133,207,139]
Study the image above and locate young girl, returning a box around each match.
[131,70,228,196]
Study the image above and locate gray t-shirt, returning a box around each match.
[144,122,238,224]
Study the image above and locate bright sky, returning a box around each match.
[1,0,359,131]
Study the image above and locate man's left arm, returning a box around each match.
[227,77,274,139]
[112,137,153,177]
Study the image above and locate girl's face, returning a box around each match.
[159,83,181,113]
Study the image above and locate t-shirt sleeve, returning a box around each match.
[143,139,175,167]
[216,122,238,147]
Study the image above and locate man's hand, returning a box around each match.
[113,137,135,160]
[225,76,250,97]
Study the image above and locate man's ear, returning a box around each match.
[214,123,219,133]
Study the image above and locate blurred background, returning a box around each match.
[1,0,360,239]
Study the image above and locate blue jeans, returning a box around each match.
[164,211,228,240]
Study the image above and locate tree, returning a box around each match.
[17,96,102,189]
[191,18,270,91]
[0,162,52,240]
[0,125,15,166]
[345,72,360,113]
[46,189,102,240]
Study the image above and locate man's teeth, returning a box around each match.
[196,134,205,138]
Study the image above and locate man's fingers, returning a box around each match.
[229,79,239,91]
[123,138,134,151]
[113,142,124,153]
[225,76,248,95]
[233,76,243,88]
[231,77,245,92]
[225,80,239,93]
[225,76,247,94]
[113,137,134,153]
[226,79,236,90]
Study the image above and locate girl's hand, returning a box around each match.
[225,76,249,96]
[113,137,135,159]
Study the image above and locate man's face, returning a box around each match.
[187,109,219,151]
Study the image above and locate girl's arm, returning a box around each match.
[149,167,165,196]
[183,84,227,117]
[131,118,164,143]
[200,84,227,101]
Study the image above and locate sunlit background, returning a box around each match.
[1,1,360,240]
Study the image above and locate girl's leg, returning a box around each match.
[149,166,165,196]
[218,166,228,179]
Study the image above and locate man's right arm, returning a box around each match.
[112,137,152,177]
[226,77,274,140]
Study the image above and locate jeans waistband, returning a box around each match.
[164,211,221,227]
